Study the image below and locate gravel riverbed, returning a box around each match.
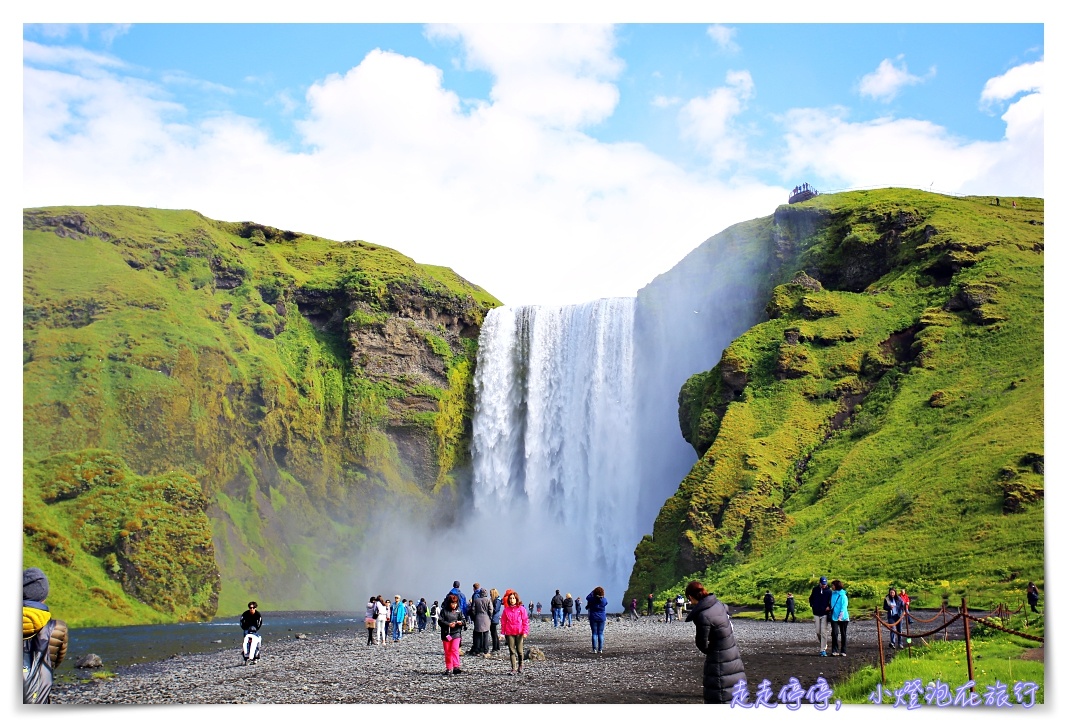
[54,613,892,705]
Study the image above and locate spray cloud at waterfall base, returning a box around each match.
[343,226,772,607]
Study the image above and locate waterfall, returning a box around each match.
[471,299,641,600]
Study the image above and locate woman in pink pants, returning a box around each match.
[438,593,466,674]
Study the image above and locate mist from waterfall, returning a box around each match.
[469,299,641,603]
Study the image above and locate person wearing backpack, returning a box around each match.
[23,567,68,704]
[365,596,378,645]
[763,590,776,621]
[416,598,429,633]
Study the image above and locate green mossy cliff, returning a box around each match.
[23,206,500,626]
[628,189,1044,612]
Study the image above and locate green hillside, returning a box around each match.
[628,189,1044,615]
[23,205,500,625]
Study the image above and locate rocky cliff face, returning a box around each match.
[627,190,1044,609]
[22,206,500,623]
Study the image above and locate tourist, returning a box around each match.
[551,589,565,627]
[899,588,914,627]
[364,596,377,646]
[489,588,503,654]
[536,601,543,615]
[470,587,493,656]
[883,587,904,648]
[416,597,428,633]
[830,579,850,656]
[438,593,466,675]
[375,596,389,645]
[665,597,674,623]
[563,593,575,627]
[628,597,640,620]
[429,600,440,627]
[500,588,529,675]
[808,576,832,656]
[647,593,654,616]
[447,580,468,619]
[1027,582,1040,613]
[675,593,686,618]
[575,596,583,621]
[240,600,263,635]
[469,583,482,619]
[528,601,534,616]
[763,590,776,621]
[685,580,746,704]
[785,593,797,622]
[586,586,608,653]
[391,595,407,642]
[22,567,68,703]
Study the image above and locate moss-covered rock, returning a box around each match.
[628,189,1044,613]
[23,205,501,623]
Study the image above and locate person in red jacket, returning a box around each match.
[500,589,529,675]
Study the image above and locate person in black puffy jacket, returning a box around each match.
[685,580,747,704]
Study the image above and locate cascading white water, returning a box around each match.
[471,299,641,599]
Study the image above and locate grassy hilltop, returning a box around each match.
[23,205,500,626]
[628,189,1044,615]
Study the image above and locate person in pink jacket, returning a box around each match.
[500,588,530,675]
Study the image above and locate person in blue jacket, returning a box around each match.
[829,580,850,656]
[585,586,608,653]
[391,595,407,642]
[446,580,468,621]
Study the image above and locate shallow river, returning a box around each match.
[58,611,363,679]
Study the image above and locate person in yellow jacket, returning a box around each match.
[23,567,69,703]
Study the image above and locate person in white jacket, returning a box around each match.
[374,596,389,645]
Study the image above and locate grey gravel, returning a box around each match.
[53,614,888,704]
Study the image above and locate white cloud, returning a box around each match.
[23,39,125,72]
[678,70,754,167]
[858,56,931,102]
[706,24,739,53]
[780,60,1043,197]
[161,71,234,95]
[425,23,622,129]
[981,59,1043,105]
[651,94,681,108]
[22,28,785,307]
[100,24,133,45]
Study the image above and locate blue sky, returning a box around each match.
[20,5,1047,307]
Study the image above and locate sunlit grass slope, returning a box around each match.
[629,189,1043,616]
[23,205,500,625]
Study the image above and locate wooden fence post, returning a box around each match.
[875,607,886,685]
[962,597,975,691]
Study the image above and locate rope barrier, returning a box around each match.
[966,614,1044,643]
[872,597,1043,690]
[873,610,962,639]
